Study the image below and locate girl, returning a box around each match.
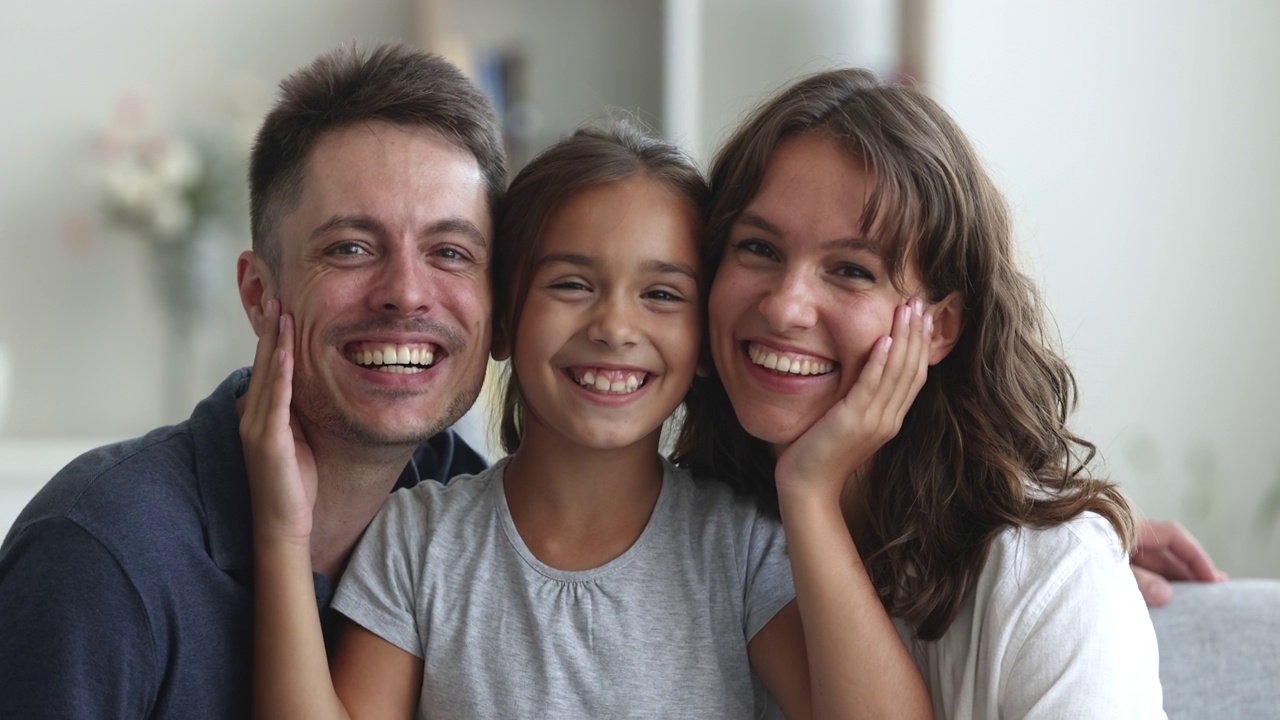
[675,69,1167,717]
[243,124,931,718]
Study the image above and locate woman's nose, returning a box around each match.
[757,270,819,332]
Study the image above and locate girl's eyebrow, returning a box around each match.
[536,252,698,281]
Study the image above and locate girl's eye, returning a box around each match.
[643,289,685,302]
[733,239,778,260]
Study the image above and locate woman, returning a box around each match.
[675,68,1168,717]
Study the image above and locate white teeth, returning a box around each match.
[747,344,834,376]
[348,345,435,369]
[575,369,646,395]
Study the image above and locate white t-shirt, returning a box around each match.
[895,513,1166,719]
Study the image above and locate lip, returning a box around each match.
[561,362,656,407]
[736,340,836,393]
[339,336,449,389]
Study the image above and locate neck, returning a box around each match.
[503,424,664,570]
[302,425,418,579]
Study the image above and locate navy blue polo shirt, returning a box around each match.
[0,368,487,719]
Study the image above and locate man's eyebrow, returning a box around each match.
[310,214,488,248]
[310,214,383,240]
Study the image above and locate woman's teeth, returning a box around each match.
[574,370,645,394]
[346,345,435,373]
[747,344,834,376]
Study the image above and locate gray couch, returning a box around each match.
[1150,580,1280,718]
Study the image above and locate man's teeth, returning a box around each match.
[747,344,834,376]
[577,370,644,394]
[347,345,435,373]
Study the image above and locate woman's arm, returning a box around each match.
[764,301,933,719]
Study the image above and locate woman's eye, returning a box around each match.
[549,280,589,292]
[734,239,778,260]
[834,264,873,281]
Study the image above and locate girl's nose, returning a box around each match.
[586,295,641,349]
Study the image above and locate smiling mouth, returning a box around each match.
[745,342,835,376]
[344,343,439,374]
[566,367,652,395]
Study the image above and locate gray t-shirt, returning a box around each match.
[333,457,795,719]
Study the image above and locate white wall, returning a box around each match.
[930,0,1280,576]
[0,0,414,439]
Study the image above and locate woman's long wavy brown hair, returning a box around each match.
[671,68,1134,641]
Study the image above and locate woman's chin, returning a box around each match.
[738,412,811,454]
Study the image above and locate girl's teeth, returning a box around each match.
[575,370,646,395]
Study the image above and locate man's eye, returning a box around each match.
[330,242,367,256]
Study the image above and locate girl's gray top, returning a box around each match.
[332,456,796,719]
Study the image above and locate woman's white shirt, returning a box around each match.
[894,512,1166,719]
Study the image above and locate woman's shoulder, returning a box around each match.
[978,512,1133,616]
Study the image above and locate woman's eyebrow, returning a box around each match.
[735,212,781,236]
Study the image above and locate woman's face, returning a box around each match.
[708,132,925,451]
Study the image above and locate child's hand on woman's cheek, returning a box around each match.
[774,300,932,504]
[239,301,318,548]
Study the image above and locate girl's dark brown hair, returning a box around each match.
[672,68,1133,640]
[492,122,710,453]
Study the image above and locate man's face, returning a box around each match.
[266,121,492,448]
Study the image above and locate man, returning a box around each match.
[0,43,505,718]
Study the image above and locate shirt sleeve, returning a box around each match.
[0,517,157,719]
[740,507,797,642]
[331,491,426,659]
[999,532,1166,719]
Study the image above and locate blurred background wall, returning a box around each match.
[1,0,1277,575]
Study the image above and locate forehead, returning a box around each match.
[538,177,700,266]
[745,133,875,239]
[286,121,489,238]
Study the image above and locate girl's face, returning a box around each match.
[709,132,925,451]
[512,176,702,452]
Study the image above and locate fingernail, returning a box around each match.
[924,313,933,334]
[912,298,924,316]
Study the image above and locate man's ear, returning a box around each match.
[237,251,276,337]
[927,291,965,366]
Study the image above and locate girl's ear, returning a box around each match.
[927,291,965,366]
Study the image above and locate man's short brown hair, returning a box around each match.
[249,43,506,273]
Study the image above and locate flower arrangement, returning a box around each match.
[90,95,248,246]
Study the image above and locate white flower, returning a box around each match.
[149,194,194,240]
[151,138,203,191]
